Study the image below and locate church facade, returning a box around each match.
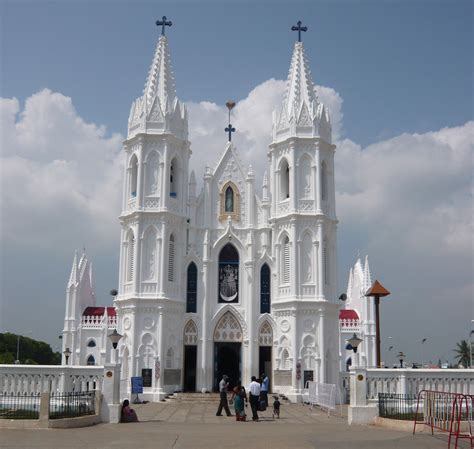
[62,27,344,402]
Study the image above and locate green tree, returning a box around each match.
[0,333,61,365]
[453,339,472,367]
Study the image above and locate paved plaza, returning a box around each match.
[0,402,461,449]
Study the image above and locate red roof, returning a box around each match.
[339,309,359,321]
[83,306,116,317]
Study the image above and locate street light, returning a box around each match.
[397,351,405,369]
[108,329,123,364]
[365,280,391,368]
[347,333,363,368]
[63,347,71,365]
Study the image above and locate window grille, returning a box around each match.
[168,235,175,282]
[260,264,271,313]
[282,237,290,284]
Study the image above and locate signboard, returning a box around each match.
[142,369,152,387]
[131,377,143,394]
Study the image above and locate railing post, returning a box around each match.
[39,392,50,426]
[94,390,102,415]
[348,367,378,425]
[398,370,407,395]
[100,363,121,423]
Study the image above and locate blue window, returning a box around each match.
[186,263,198,313]
[260,264,271,313]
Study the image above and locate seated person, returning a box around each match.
[121,399,138,423]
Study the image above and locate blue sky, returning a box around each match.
[2,0,472,146]
[0,0,472,364]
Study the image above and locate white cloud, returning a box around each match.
[0,89,123,251]
[1,82,472,363]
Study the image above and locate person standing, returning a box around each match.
[216,374,232,417]
[248,376,261,421]
[260,373,269,407]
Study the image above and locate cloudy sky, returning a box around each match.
[0,0,472,365]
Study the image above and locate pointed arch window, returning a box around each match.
[218,244,239,303]
[280,159,290,200]
[129,155,138,198]
[168,234,175,282]
[225,186,234,212]
[170,158,178,198]
[87,355,95,366]
[126,230,135,283]
[186,262,197,313]
[321,160,328,201]
[260,263,271,314]
[87,340,96,348]
[282,236,290,284]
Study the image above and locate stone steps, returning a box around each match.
[164,392,291,404]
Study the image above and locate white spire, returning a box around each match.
[143,35,176,113]
[68,250,78,287]
[284,42,317,118]
[364,255,372,289]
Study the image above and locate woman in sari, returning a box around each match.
[120,399,139,423]
[231,381,247,421]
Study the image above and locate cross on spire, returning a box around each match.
[225,100,236,142]
[291,20,307,42]
[225,124,236,142]
[156,16,172,36]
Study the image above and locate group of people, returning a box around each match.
[216,373,280,422]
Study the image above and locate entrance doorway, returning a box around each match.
[259,346,272,390]
[183,345,197,392]
[214,342,241,391]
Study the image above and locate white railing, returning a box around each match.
[340,368,474,403]
[81,315,117,329]
[339,319,360,333]
[0,365,104,394]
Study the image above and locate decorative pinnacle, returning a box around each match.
[156,16,172,36]
[291,20,307,42]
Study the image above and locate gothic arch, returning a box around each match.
[298,153,313,199]
[213,311,243,342]
[300,230,314,284]
[128,154,138,198]
[169,156,180,198]
[210,305,248,342]
[86,354,95,366]
[144,150,159,196]
[258,320,273,346]
[142,226,158,281]
[183,320,198,345]
[278,157,290,200]
[219,180,241,221]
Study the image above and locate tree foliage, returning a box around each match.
[453,339,472,368]
[0,333,60,365]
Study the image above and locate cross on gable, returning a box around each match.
[156,16,172,36]
[291,20,308,42]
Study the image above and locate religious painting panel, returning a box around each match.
[218,244,239,303]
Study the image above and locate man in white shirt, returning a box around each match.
[216,374,232,417]
[248,376,261,421]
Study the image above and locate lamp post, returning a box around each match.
[365,280,391,368]
[108,329,123,364]
[347,333,363,367]
[398,351,405,369]
[63,347,71,365]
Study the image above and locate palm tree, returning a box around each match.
[453,340,471,367]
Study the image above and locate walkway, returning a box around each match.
[0,402,462,449]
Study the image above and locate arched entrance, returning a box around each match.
[213,311,242,391]
[259,321,273,387]
[183,320,198,392]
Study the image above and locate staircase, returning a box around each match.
[164,392,221,403]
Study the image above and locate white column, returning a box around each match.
[289,147,297,212]
[290,223,297,296]
[316,222,324,300]
[136,139,144,209]
[318,310,326,383]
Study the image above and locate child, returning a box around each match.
[272,395,281,419]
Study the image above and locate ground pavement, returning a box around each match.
[0,401,465,449]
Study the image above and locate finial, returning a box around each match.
[156,16,172,36]
[225,100,236,142]
[291,20,307,42]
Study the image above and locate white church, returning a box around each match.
[61,23,377,402]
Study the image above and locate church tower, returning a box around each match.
[269,24,339,397]
[116,21,190,399]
